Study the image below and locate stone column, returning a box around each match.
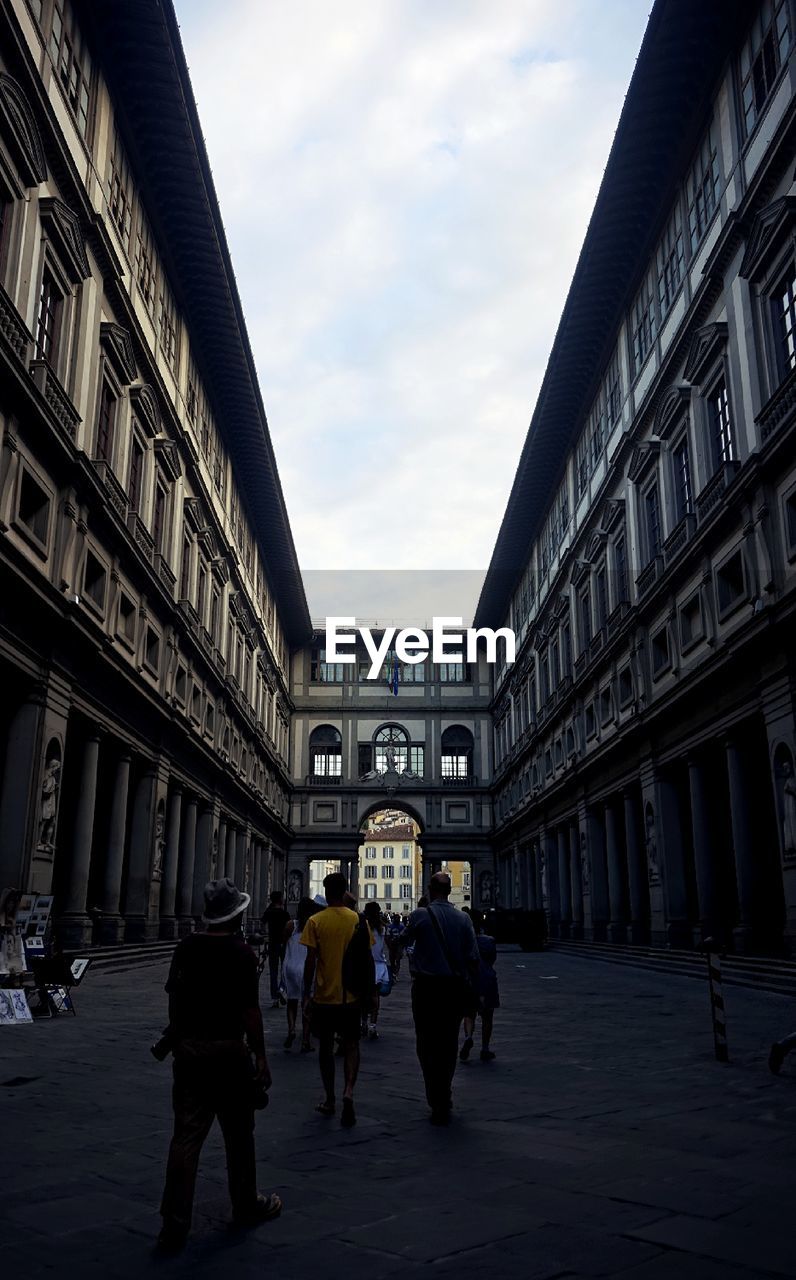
[605,799,628,943]
[585,805,609,941]
[688,755,717,943]
[0,693,43,891]
[60,731,101,948]
[226,823,238,885]
[124,767,157,942]
[159,786,183,939]
[569,819,583,939]
[623,788,649,944]
[655,772,691,948]
[251,843,262,920]
[557,827,572,939]
[725,738,758,951]
[100,751,131,944]
[543,829,560,935]
[236,828,247,892]
[192,804,214,919]
[177,796,197,933]
[217,818,227,880]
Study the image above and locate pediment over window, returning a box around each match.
[653,384,691,440]
[0,73,46,186]
[99,323,136,385]
[627,440,661,484]
[739,195,796,284]
[553,591,571,620]
[585,531,608,563]
[684,322,728,386]
[129,383,160,437]
[210,554,228,583]
[182,495,207,534]
[39,198,89,282]
[570,558,592,587]
[154,437,182,482]
[602,498,625,533]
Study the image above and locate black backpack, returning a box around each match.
[342,913,375,1003]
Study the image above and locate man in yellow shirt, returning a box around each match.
[301,871,371,1127]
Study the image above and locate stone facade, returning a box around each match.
[0,0,309,946]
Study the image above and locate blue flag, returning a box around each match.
[387,651,399,696]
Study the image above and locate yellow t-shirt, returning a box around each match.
[300,906,360,1005]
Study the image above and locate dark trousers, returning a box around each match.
[161,1040,257,1230]
[411,975,466,1113]
[268,947,281,1001]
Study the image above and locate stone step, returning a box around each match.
[70,940,177,972]
[550,940,796,997]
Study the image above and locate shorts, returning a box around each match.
[310,1001,362,1042]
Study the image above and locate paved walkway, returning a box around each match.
[2,948,795,1279]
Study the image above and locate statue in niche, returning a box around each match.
[384,744,398,773]
[645,805,660,885]
[478,868,494,907]
[777,755,796,861]
[287,868,303,904]
[540,851,548,905]
[152,809,165,882]
[37,749,62,851]
[580,831,590,894]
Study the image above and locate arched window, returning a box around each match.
[441,725,474,780]
[374,724,409,774]
[310,725,342,777]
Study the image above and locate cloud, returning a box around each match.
[175,0,651,571]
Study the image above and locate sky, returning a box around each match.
[175,0,652,587]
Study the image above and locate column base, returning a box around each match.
[558,921,571,940]
[98,914,126,945]
[666,921,693,950]
[159,917,179,941]
[57,914,93,949]
[124,915,158,943]
[590,922,608,942]
[178,916,195,938]
[630,921,650,945]
[609,923,628,944]
[570,922,584,940]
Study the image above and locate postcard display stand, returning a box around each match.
[1,894,90,1023]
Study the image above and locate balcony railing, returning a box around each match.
[30,359,80,441]
[757,367,796,444]
[695,461,741,525]
[306,774,343,786]
[663,513,695,567]
[0,282,31,362]
[127,511,155,563]
[636,555,662,599]
[441,774,477,787]
[155,553,176,593]
[90,458,128,520]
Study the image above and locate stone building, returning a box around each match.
[0,0,310,947]
[287,631,495,907]
[360,813,422,913]
[477,0,796,955]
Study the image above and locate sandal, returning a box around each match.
[316,1099,335,1116]
[283,1032,295,1049]
[341,1098,356,1128]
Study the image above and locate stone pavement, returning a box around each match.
[2,948,796,1279]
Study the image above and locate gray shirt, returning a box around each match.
[402,901,479,978]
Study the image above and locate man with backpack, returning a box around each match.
[301,871,373,1128]
[398,871,480,1125]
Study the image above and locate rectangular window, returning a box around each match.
[380,866,392,880]
[108,129,133,247]
[400,885,412,899]
[135,209,157,312]
[383,846,394,859]
[773,265,796,380]
[561,623,572,676]
[595,567,608,629]
[159,280,179,371]
[402,844,411,858]
[152,480,167,553]
[179,535,192,599]
[118,592,136,645]
[438,663,467,682]
[672,436,692,522]
[35,270,63,365]
[651,626,670,677]
[17,467,51,547]
[401,662,425,683]
[49,0,92,139]
[83,549,106,610]
[310,647,346,682]
[686,122,721,253]
[631,269,657,374]
[615,535,629,604]
[605,349,622,425]
[364,884,377,900]
[365,846,376,859]
[656,202,685,317]
[579,588,592,648]
[197,561,208,623]
[128,438,144,512]
[210,590,220,643]
[399,866,412,880]
[363,866,377,880]
[644,482,662,564]
[740,0,791,138]
[96,381,116,463]
[709,381,734,469]
[410,745,424,775]
[716,549,746,617]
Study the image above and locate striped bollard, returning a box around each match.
[705,944,729,1063]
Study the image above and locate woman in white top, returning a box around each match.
[281,896,320,1051]
[363,901,390,1040]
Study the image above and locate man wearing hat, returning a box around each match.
[158,878,281,1251]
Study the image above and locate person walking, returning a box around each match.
[459,908,500,1063]
[362,901,390,1040]
[261,890,289,1008]
[281,896,320,1052]
[301,871,373,1128]
[158,878,281,1252]
[398,872,480,1125]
